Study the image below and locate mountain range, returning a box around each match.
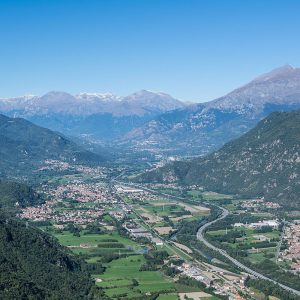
[1,65,300,156]
[0,114,103,177]
[0,90,186,141]
[135,110,300,208]
[122,65,300,155]
[0,89,185,117]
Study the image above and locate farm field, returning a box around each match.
[51,227,185,298]
[52,229,147,259]
[201,191,234,201]
[54,230,138,248]
[142,203,184,216]
[129,197,211,245]
[247,247,277,263]
[97,255,176,298]
[157,294,178,300]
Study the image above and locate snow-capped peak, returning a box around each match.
[76,92,121,101]
[0,89,185,116]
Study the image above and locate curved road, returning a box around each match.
[197,206,300,296]
[114,179,300,296]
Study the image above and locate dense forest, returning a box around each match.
[0,212,93,299]
[0,180,42,209]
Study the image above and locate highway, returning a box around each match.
[112,178,300,296]
[196,206,300,296]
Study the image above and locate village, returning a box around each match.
[19,179,117,224]
[38,159,108,177]
[239,198,281,210]
[279,220,300,272]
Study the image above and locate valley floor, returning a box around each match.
[18,162,300,300]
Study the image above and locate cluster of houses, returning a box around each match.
[19,199,105,225]
[19,201,53,222]
[144,182,183,191]
[52,207,104,225]
[115,185,163,203]
[47,182,116,204]
[240,198,281,209]
[279,221,300,272]
[39,159,106,177]
[20,181,119,224]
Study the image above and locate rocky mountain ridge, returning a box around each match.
[123,65,300,155]
[0,89,185,117]
[2,65,300,154]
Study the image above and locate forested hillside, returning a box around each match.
[0,114,104,177]
[0,212,93,299]
[136,110,300,208]
[0,180,42,209]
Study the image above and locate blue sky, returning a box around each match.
[0,0,300,102]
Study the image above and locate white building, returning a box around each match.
[249,220,280,229]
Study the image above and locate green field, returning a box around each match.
[207,227,280,263]
[187,190,203,198]
[206,229,229,236]
[54,231,137,247]
[202,191,234,201]
[157,293,178,299]
[52,230,146,260]
[98,255,175,298]
[247,247,277,263]
[53,229,178,298]
[142,203,186,217]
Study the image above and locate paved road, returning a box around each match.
[114,179,300,296]
[196,206,300,296]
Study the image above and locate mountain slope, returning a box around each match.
[0,114,103,176]
[123,65,300,155]
[136,110,300,208]
[0,212,92,299]
[0,180,42,209]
